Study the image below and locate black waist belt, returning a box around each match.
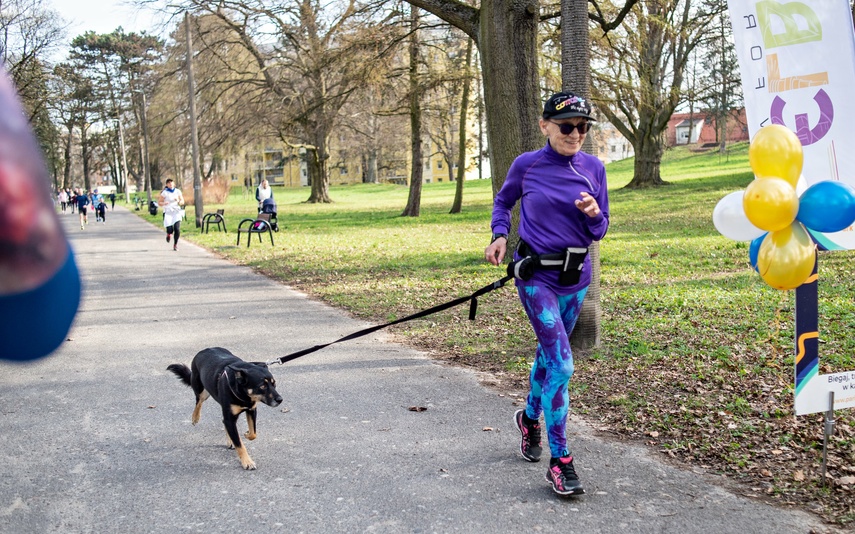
[509,240,588,286]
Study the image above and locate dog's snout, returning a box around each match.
[266,391,283,407]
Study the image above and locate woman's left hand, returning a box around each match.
[574,192,600,218]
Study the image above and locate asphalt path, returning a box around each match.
[0,205,837,533]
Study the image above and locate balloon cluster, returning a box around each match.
[713,124,855,290]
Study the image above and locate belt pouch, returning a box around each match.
[558,247,588,286]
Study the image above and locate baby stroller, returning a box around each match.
[259,197,279,232]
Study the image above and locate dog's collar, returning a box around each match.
[221,367,251,404]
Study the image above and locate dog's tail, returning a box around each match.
[166,363,192,386]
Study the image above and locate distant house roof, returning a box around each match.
[675,119,702,128]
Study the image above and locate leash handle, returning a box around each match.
[269,275,512,366]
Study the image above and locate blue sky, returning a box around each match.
[50,0,163,57]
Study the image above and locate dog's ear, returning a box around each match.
[231,367,247,385]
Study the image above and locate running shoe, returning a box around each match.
[166,234,171,243]
[545,455,585,496]
[514,409,542,462]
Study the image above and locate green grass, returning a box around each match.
[136,141,855,524]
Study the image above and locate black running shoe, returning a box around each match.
[166,234,171,243]
[514,409,542,462]
[545,455,585,496]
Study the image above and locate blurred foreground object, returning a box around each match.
[0,67,80,361]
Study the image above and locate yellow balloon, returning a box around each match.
[748,124,803,187]
[742,177,799,231]
[756,222,816,290]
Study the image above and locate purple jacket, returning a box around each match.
[491,141,610,294]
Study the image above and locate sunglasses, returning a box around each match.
[550,120,591,135]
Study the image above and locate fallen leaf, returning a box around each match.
[794,470,805,481]
[408,406,427,412]
[147,405,156,409]
[649,431,659,438]
[483,427,494,432]
[838,476,855,485]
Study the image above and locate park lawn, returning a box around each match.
[140,142,855,525]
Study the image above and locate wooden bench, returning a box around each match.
[236,213,274,247]
[202,209,226,233]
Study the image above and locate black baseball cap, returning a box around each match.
[542,92,595,121]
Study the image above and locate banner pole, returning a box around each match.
[821,391,835,487]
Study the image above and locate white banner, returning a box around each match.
[728,0,855,250]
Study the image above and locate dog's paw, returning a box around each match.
[237,449,256,470]
[244,431,257,441]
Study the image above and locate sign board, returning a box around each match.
[727,0,855,414]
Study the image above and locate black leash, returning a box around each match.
[267,274,513,366]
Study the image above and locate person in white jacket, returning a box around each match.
[158,178,185,251]
[255,179,273,210]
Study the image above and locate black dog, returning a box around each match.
[167,347,282,470]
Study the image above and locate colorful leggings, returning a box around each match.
[517,282,588,458]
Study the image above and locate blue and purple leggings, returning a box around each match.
[517,282,588,458]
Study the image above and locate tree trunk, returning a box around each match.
[572,241,602,350]
[364,151,378,184]
[305,144,331,203]
[402,6,423,218]
[450,38,474,214]
[562,0,602,351]
[478,0,541,197]
[479,0,540,249]
[627,125,667,188]
[81,124,91,192]
[63,123,73,189]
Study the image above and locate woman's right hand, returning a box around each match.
[484,237,507,266]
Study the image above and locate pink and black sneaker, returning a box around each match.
[514,409,542,462]
[546,455,585,496]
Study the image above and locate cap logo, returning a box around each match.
[555,97,580,111]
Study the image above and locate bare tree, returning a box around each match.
[402,5,424,217]
[164,0,399,203]
[0,0,66,122]
[590,0,723,188]
[699,9,743,154]
[449,36,473,214]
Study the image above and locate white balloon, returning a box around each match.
[713,190,766,241]
[796,174,808,198]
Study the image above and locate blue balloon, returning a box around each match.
[797,181,855,233]
[749,233,767,272]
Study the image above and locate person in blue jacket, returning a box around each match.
[0,66,80,361]
[485,91,610,496]
[76,191,90,229]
